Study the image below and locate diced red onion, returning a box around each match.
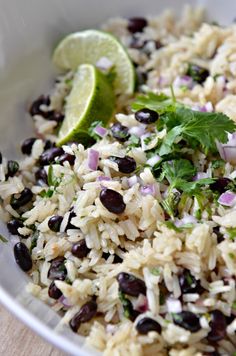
[146,155,161,167]
[216,133,236,164]
[128,175,139,187]
[59,296,72,308]
[173,75,194,89]
[158,75,170,88]
[129,125,146,137]
[88,149,99,171]
[193,172,209,181]
[218,191,236,207]
[166,298,182,313]
[133,294,148,313]
[94,125,107,138]
[96,56,113,71]
[199,102,214,112]
[140,184,156,196]
[175,213,197,227]
[97,176,111,182]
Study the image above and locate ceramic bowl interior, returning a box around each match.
[0,0,234,354]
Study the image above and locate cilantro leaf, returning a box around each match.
[159,107,236,156]
[0,234,7,243]
[132,92,177,114]
[180,178,215,193]
[161,159,196,185]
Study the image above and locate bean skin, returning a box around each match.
[71,239,90,259]
[210,177,232,194]
[109,156,136,174]
[207,310,227,342]
[117,272,146,297]
[127,17,148,33]
[47,257,67,281]
[7,219,25,237]
[39,147,64,166]
[35,167,48,186]
[57,153,75,166]
[187,63,209,84]
[11,188,33,210]
[179,269,204,294]
[173,311,201,332]
[21,138,37,155]
[29,95,53,118]
[14,242,32,272]
[66,211,78,230]
[7,160,19,178]
[0,152,2,164]
[69,300,97,332]
[136,317,161,334]
[135,108,159,124]
[48,215,63,232]
[100,188,126,214]
[111,123,130,142]
[48,281,62,300]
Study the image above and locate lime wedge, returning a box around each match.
[57,64,115,146]
[53,30,135,95]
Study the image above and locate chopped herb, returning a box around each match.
[229,252,235,260]
[213,73,222,81]
[88,120,104,141]
[144,135,153,145]
[0,234,8,243]
[232,301,236,310]
[30,230,39,252]
[227,228,236,241]
[150,267,160,276]
[159,292,165,305]
[119,291,133,319]
[127,135,140,152]
[212,159,225,169]
[132,92,177,114]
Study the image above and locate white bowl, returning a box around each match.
[0,0,234,354]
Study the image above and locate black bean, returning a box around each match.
[210,177,232,194]
[111,123,130,142]
[0,152,2,164]
[136,317,161,334]
[48,257,67,281]
[66,211,77,230]
[173,311,201,332]
[48,215,63,232]
[203,352,220,356]
[117,272,146,297]
[127,17,148,33]
[109,156,136,174]
[100,188,126,214]
[21,138,37,155]
[57,153,75,166]
[39,147,64,166]
[49,112,64,123]
[44,140,56,151]
[35,167,48,186]
[69,300,97,332]
[48,281,62,300]
[11,188,33,210]
[72,239,90,259]
[102,252,123,264]
[7,160,19,178]
[213,226,224,244]
[14,242,32,272]
[130,36,144,49]
[136,70,148,86]
[179,269,204,294]
[7,219,24,237]
[29,95,53,118]
[135,108,159,124]
[207,310,227,342]
[187,63,209,84]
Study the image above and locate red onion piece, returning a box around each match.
[173,75,194,89]
[94,125,107,138]
[129,125,146,137]
[216,132,236,164]
[140,184,156,196]
[97,176,111,182]
[59,296,72,308]
[88,149,99,171]
[133,294,148,313]
[128,175,139,187]
[166,298,182,313]
[146,155,161,167]
[193,172,209,181]
[175,213,197,227]
[218,191,236,207]
[96,57,113,71]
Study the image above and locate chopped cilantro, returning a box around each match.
[232,301,236,310]
[119,292,133,319]
[227,228,236,241]
[132,92,177,114]
[127,135,140,152]
[211,159,225,169]
[30,230,39,252]
[150,267,160,276]
[229,252,235,260]
[0,234,8,243]
[88,121,104,141]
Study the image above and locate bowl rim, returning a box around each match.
[0,286,92,356]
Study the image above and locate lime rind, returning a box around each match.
[57,64,115,146]
[53,29,135,95]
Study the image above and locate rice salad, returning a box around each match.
[1,6,236,355]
